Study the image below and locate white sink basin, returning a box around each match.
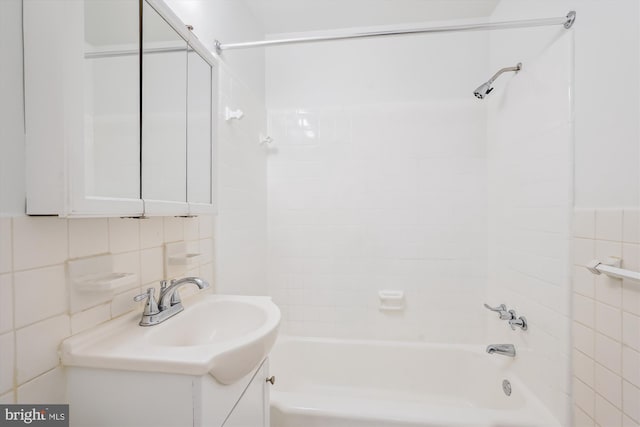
[147,299,269,347]
[62,293,281,384]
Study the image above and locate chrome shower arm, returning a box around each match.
[488,63,522,84]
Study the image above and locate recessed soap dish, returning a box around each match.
[165,241,202,277]
[75,272,137,292]
[68,254,136,293]
[168,253,201,265]
[378,290,405,311]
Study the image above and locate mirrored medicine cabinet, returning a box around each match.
[24,0,216,217]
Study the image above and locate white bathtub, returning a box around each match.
[269,336,561,427]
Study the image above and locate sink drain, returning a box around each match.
[502,379,512,396]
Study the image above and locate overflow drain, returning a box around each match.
[502,379,512,396]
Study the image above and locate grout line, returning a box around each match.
[9,218,17,400]
[15,365,63,396]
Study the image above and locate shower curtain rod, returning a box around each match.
[214,11,576,53]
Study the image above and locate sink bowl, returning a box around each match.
[147,299,269,347]
[62,294,281,384]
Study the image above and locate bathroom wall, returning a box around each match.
[265,30,490,341]
[214,66,268,296]
[168,1,269,297]
[165,0,266,103]
[486,17,574,425]
[0,215,214,404]
[490,1,640,426]
[491,0,640,210]
[572,209,640,427]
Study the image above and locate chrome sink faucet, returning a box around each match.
[133,277,210,326]
[486,344,516,357]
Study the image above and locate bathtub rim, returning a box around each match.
[268,334,564,427]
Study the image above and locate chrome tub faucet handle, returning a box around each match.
[483,303,511,320]
[508,310,528,331]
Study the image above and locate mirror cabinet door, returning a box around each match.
[187,49,213,205]
[142,1,188,204]
[83,0,140,200]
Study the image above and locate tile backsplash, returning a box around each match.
[0,215,214,404]
[572,208,640,427]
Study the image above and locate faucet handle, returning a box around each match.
[484,303,506,312]
[483,303,512,320]
[168,278,183,306]
[133,287,159,316]
[509,314,528,331]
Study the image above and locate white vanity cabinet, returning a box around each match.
[66,359,271,427]
[23,0,216,217]
[215,360,271,427]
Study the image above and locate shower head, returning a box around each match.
[473,82,494,99]
[473,62,522,99]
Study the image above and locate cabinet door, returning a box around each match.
[24,0,144,216]
[223,360,270,427]
[187,49,213,212]
[141,0,189,215]
[83,0,140,203]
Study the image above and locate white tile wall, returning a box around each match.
[14,265,67,328]
[267,100,488,342]
[596,210,624,242]
[17,368,65,404]
[215,65,268,297]
[264,18,492,341]
[0,332,14,394]
[70,303,111,335]
[140,247,163,285]
[140,217,163,249]
[12,217,67,271]
[623,346,640,387]
[0,218,12,273]
[108,218,140,253]
[163,217,184,243]
[595,332,622,375]
[624,210,640,244]
[625,414,639,427]
[574,406,595,427]
[0,215,215,403]
[184,217,199,241]
[15,315,70,384]
[572,208,640,427]
[68,218,109,259]
[0,274,13,333]
[487,25,573,426]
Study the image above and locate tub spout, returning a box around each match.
[486,344,516,357]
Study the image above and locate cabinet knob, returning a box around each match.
[266,376,275,385]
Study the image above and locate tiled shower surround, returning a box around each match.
[0,215,214,404]
[572,208,640,427]
[485,23,574,425]
[265,16,576,425]
[267,101,488,342]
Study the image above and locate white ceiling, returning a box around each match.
[244,0,500,35]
